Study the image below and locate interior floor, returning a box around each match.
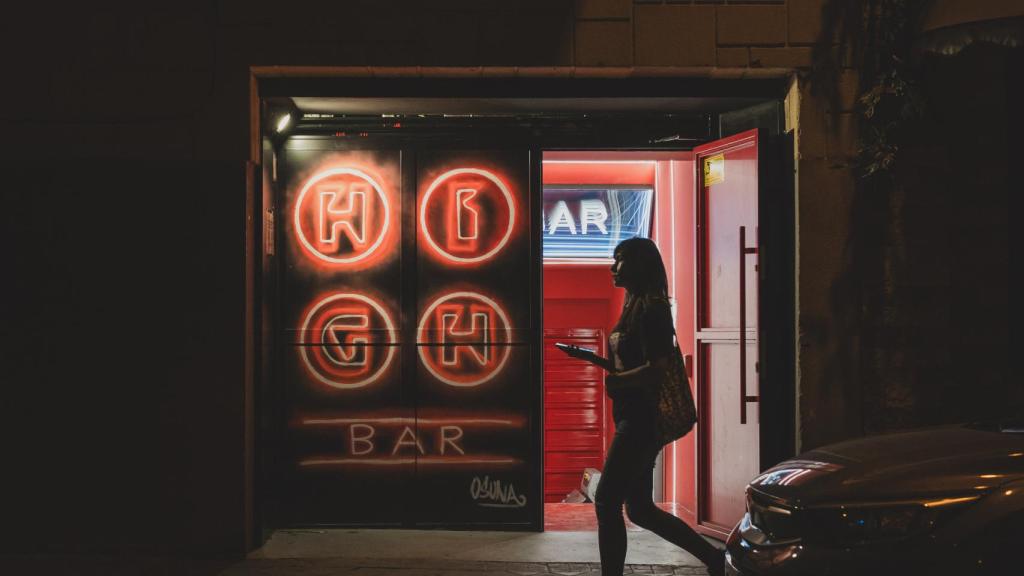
[544,502,683,531]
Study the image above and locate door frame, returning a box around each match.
[245,67,793,550]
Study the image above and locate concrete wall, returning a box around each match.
[3,0,1010,556]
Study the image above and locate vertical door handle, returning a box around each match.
[739,226,760,424]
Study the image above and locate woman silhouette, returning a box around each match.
[559,237,723,576]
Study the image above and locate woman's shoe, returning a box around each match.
[705,549,726,576]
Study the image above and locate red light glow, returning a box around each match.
[299,456,520,467]
[299,292,397,389]
[420,168,516,265]
[293,166,396,267]
[417,291,512,387]
[303,417,522,426]
[296,414,524,467]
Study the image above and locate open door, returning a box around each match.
[693,129,761,537]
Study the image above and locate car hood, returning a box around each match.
[750,425,1024,507]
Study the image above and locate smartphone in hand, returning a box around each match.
[555,342,613,372]
[555,342,596,357]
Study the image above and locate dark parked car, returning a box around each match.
[725,421,1024,575]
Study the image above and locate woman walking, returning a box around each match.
[559,237,724,576]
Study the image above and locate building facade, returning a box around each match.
[1,0,1015,556]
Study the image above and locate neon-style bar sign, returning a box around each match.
[298,414,524,467]
[543,186,653,260]
[299,292,397,389]
[294,167,394,265]
[420,168,516,264]
[417,291,512,387]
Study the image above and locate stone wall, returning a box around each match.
[576,0,819,69]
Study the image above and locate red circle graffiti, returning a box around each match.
[417,291,512,387]
[294,167,392,266]
[300,293,397,389]
[419,168,516,265]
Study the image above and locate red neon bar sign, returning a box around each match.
[298,414,524,467]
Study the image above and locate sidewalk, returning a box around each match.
[220,557,710,575]
[228,528,716,575]
[0,555,710,576]
[0,528,716,575]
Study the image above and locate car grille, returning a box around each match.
[747,490,801,544]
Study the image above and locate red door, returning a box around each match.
[694,130,761,537]
[543,329,607,503]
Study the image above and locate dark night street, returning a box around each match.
[0,2,1019,575]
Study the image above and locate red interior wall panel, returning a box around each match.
[543,160,655,186]
[653,158,697,517]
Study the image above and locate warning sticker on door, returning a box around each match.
[703,154,725,186]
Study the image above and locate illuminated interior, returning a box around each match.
[541,151,695,529]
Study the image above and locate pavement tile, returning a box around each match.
[220,558,361,575]
[354,565,520,569]
[0,556,709,576]
[502,561,550,574]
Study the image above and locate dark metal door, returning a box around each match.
[411,150,536,526]
[277,144,539,528]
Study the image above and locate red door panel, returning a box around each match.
[544,429,605,450]
[545,386,603,404]
[694,129,761,537]
[701,340,759,528]
[543,329,606,503]
[705,153,759,330]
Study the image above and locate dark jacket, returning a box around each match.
[608,294,673,422]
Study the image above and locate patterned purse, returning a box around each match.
[653,341,698,446]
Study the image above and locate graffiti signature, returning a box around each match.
[470,475,527,508]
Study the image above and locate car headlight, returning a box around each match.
[743,489,801,545]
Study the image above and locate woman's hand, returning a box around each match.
[604,357,668,391]
[605,372,634,392]
[562,346,590,360]
[557,345,614,372]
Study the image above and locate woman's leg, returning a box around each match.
[623,444,724,574]
[594,421,653,576]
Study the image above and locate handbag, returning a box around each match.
[653,340,698,446]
